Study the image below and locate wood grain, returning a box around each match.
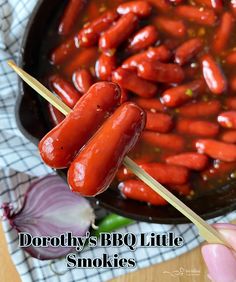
[0,224,20,282]
[0,221,235,281]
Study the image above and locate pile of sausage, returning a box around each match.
[41,0,236,205]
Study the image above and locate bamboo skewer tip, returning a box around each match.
[7,60,18,70]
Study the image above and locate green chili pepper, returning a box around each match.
[92,213,134,237]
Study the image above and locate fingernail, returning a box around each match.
[202,244,236,282]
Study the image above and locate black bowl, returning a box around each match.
[16,0,236,224]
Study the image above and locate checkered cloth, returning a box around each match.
[0,1,236,281]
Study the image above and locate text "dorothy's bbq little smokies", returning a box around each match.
[19,232,184,251]
[18,232,184,268]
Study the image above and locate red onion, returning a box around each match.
[2,175,95,260]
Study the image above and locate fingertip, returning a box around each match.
[202,244,236,282]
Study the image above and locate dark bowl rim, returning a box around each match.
[15,0,236,224]
[15,0,45,146]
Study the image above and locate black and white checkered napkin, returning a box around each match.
[0,1,236,281]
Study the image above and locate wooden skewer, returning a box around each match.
[8,60,232,248]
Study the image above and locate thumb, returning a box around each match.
[201,223,236,282]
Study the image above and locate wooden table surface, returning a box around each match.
[1,221,235,282]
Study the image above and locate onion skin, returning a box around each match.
[2,175,94,260]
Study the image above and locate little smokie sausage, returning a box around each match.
[175,38,203,66]
[48,104,65,126]
[177,118,219,137]
[147,0,171,12]
[39,82,121,169]
[49,75,81,108]
[95,53,116,81]
[50,37,77,65]
[194,0,223,11]
[178,100,221,118]
[138,61,185,84]
[196,139,236,162]
[217,111,236,129]
[146,112,173,133]
[225,51,236,65]
[67,102,146,196]
[72,69,93,94]
[221,130,236,143]
[117,1,152,18]
[64,47,98,76]
[132,97,165,112]
[226,98,236,110]
[142,131,185,152]
[58,0,86,36]
[119,162,189,185]
[86,2,100,20]
[201,54,227,94]
[120,88,129,103]
[201,161,236,181]
[212,12,234,54]
[176,5,217,26]
[169,184,192,196]
[112,67,158,98]
[119,180,167,206]
[117,157,154,181]
[147,45,171,61]
[166,152,209,171]
[99,13,139,54]
[154,17,186,38]
[161,79,205,108]
[139,163,189,185]
[127,25,159,53]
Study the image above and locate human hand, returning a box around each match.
[201,223,236,282]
